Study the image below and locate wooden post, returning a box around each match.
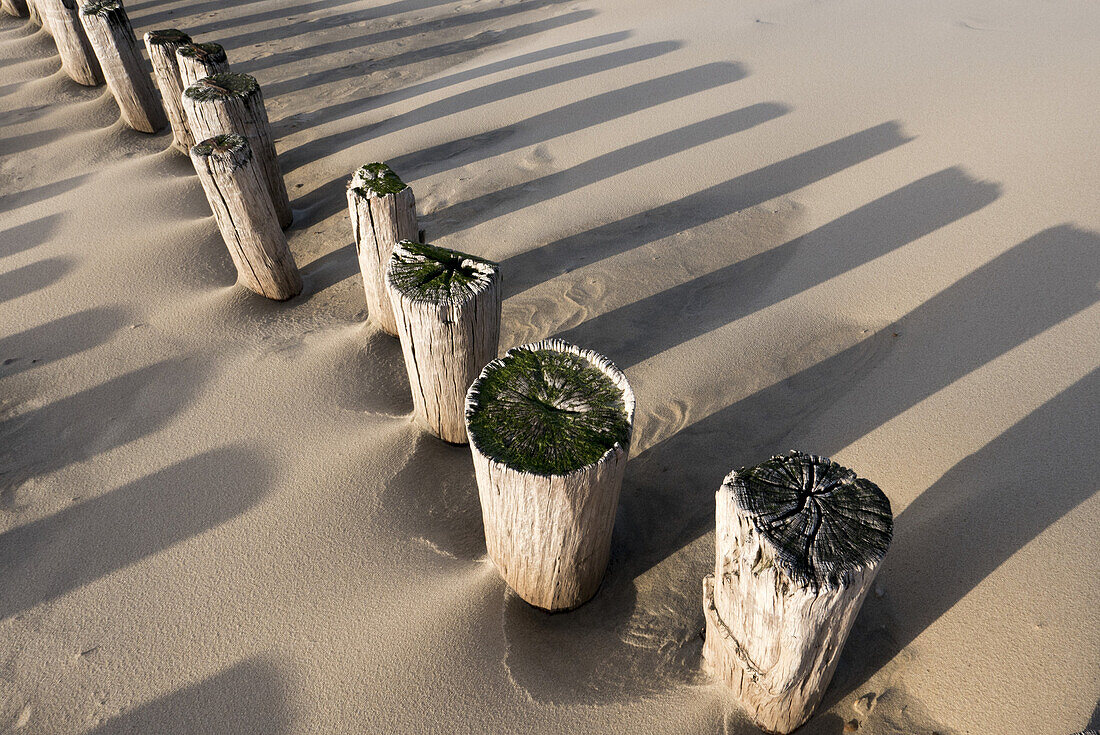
[79,0,166,134]
[26,0,44,28]
[347,163,418,336]
[38,0,102,85]
[176,41,229,88]
[189,134,302,301]
[1,0,28,17]
[385,241,501,443]
[182,73,293,229]
[465,339,634,611]
[143,29,193,153]
[702,451,894,734]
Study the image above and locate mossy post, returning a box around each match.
[182,73,293,229]
[79,0,166,133]
[702,451,893,734]
[189,134,302,301]
[385,241,501,443]
[347,163,418,336]
[1,0,28,17]
[465,340,635,611]
[39,0,102,85]
[176,42,229,88]
[143,29,192,153]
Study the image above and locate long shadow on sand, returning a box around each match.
[0,445,271,620]
[0,212,61,260]
[84,658,290,735]
[0,255,76,304]
[499,224,1099,707]
[0,305,131,378]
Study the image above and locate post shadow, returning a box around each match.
[262,11,596,99]
[0,305,131,378]
[284,41,682,171]
[84,658,291,735]
[134,0,372,30]
[0,212,61,259]
[557,167,1000,368]
[0,256,75,304]
[0,173,91,212]
[294,62,748,223]
[0,445,271,620]
[0,127,67,154]
[500,121,912,296]
[429,102,790,238]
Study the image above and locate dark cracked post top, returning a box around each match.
[386,240,498,305]
[466,340,634,476]
[81,0,124,16]
[349,162,408,198]
[725,450,893,590]
[184,72,258,102]
[145,28,190,45]
[177,42,228,63]
[191,133,250,162]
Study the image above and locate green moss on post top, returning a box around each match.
[191,133,250,160]
[146,28,191,45]
[177,42,227,63]
[349,162,408,198]
[729,451,893,590]
[466,341,633,476]
[387,241,497,303]
[184,72,258,102]
[81,0,123,15]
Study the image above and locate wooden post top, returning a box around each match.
[466,340,634,477]
[348,162,409,199]
[191,133,251,164]
[184,72,258,102]
[177,42,227,63]
[144,28,190,45]
[723,451,893,590]
[385,240,498,305]
[80,0,125,17]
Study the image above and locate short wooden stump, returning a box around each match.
[176,41,230,88]
[702,451,893,734]
[465,340,635,612]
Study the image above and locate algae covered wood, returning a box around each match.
[39,0,102,85]
[465,340,634,611]
[176,41,229,88]
[702,450,893,734]
[385,241,500,443]
[143,28,192,153]
[182,73,292,229]
[79,0,166,133]
[347,162,418,336]
[189,134,301,301]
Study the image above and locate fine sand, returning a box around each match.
[1,0,1097,733]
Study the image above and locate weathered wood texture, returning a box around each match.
[465,340,635,611]
[1,0,28,17]
[79,0,166,133]
[347,163,418,336]
[702,451,893,734]
[39,0,101,85]
[143,29,192,153]
[182,73,293,229]
[176,41,229,88]
[189,134,302,301]
[385,241,501,443]
[26,0,44,27]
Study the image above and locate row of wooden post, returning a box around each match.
[5,3,896,731]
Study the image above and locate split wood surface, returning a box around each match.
[176,42,229,88]
[182,74,293,229]
[702,451,893,734]
[144,29,193,153]
[189,134,301,301]
[79,1,166,133]
[39,0,101,85]
[348,183,418,336]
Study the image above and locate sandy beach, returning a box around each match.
[1,0,1097,732]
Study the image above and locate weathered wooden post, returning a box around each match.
[347,163,418,336]
[143,29,192,153]
[26,0,45,29]
[465,339,634,611]
[182,73,293,229]
[79,0,166,133]
[176,41,229,88]
[189,134,301,301]
[702,450,893,734]
[39,0,102,85]
[1,0,28,17]
[384,241,500,443]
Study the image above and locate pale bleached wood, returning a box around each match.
[385,241,501,443]
[1,0,28,17]
[26,0,45,29]
[143,29,192,153]
[702,451,893,734]
[347,163,418,336]
[79,0,166,133]
[39,0,101,85]
[189,134,301,301]
[465,340,635,612]
[182,73,293,229]
[175,41,229,88]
